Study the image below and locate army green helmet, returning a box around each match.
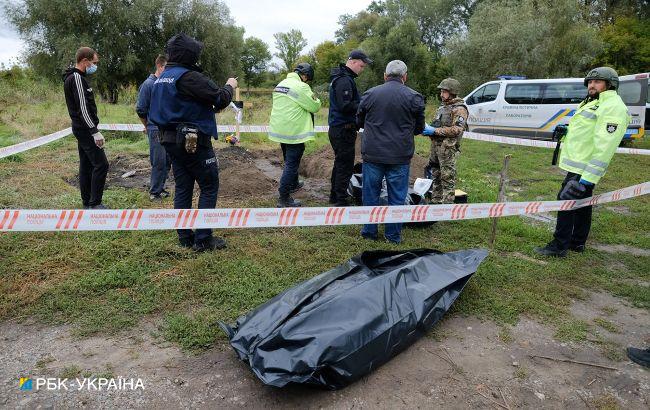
[584,67,619,90]
[437,78,461,95]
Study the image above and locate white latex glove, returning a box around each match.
[92,132,105,149]
[226,77,238,89]
[229,102,243,124]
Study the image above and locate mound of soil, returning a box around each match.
[301,134,431,185]
[66,140,430,205]
[217,146,277,201]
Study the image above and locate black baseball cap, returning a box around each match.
[348,49,373,64]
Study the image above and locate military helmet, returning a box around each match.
[584,67,619,90]
[437,78,461,95]
[294,62,314,81]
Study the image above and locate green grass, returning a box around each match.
[1,79,649,351]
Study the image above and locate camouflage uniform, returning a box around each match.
[427,97,468,204]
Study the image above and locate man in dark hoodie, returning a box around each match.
[327,49,372,206]
[63,46,109,209]
[149,33,238,252]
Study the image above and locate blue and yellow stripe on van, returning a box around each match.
[490,108,644,140]
[488,108,574,133]
[624,127,644,140]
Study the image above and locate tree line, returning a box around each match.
[5,0,648,102]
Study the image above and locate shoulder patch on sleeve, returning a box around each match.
[606,123,618,133]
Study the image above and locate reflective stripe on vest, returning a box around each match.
[561,158,605,177]
[268,131,315,141]
[589,159,608,168]
[579,110,597,120]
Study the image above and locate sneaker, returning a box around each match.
[534,240,568,257]
[90,204,107,210]
[626,347,650,368]
[289,181,304,194]
[150,190,171,201]
[192,237,227,252]
[277,197,302,208]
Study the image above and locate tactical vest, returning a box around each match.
[432,100,469,131]
[149,66,218,137]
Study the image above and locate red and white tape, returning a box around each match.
[2,124,648,159]
[463,131,650,155]
[0,128,72,159]
[1,182,647,232]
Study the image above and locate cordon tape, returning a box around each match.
[1,182,647,232]
[1,124,649,159]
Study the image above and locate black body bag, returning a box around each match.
[220,248,489,389]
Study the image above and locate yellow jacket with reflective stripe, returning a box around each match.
[268,72,321,144]
[559,90,630,184]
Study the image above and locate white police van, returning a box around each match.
[464,73,648,141]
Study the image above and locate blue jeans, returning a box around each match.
[148,128,171,195]
[278,143,305,198]
[361,162,410,243]
[163,142,219,244]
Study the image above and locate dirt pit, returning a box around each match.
[1,290,648,409]
[67,142,453,205]
[301,140,432,186]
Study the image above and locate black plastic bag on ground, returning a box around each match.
[220,248,489,389]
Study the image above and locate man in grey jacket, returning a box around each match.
[356,60,425,243]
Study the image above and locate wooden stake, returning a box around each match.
[489,155,511,248]
[235,86,241,141]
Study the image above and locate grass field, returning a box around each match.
[0,78,648,351]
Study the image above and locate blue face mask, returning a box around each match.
[86,63,98,74]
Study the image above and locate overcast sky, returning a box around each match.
[0,0,372,67]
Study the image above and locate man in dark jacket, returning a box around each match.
[63,46,109,209]
[136,54,171,201]
[327,49,371,206]
[149,33,238,252]
[356,60,425,244]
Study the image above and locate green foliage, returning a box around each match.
[6,0,244,102]
[447,0,602,92]
[593,15,650,75]
[241,37,272,89]
[308,41,348,86]
[273,29,308,72]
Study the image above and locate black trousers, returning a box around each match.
[280,143,301,189]
[328,125,357,203]
[553,172,594,249]
[163,140,219,245]
[74,128,108,207]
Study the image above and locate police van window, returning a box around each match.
[466,86,484,105]
[505,84,542,104]
[482,84,499,103]
[542,83,586,104]
[618,80,642,105]
[466,84,500,105]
